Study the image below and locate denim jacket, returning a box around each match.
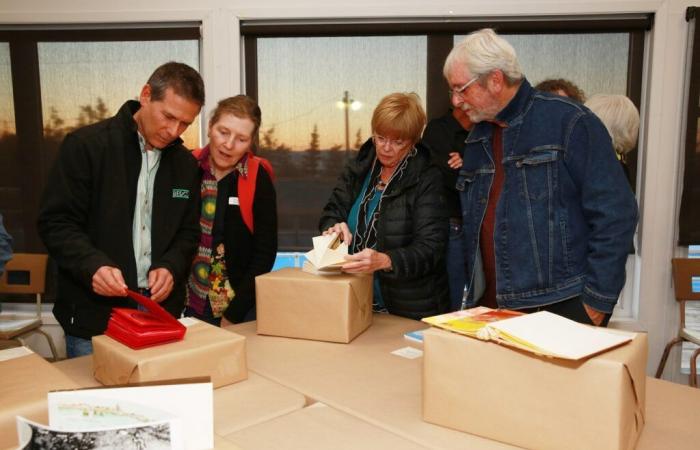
[457,79,638,314]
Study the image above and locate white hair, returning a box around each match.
[585,94,640,155]
[443,28,523,85]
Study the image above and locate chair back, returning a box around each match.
[671,258,700,301]
[0,253,49,295]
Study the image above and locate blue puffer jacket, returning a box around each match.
[458,79,638,314]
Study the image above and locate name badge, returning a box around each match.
[229,196,239,205]
[172,188,189,199]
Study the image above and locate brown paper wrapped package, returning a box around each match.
[255,268,372,343]
[93,321,247,388]
[423,327,647,450]
[0,353,79,449]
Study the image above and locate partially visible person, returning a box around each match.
[186,96,277,327]
[585,94,640,184]
[535,78,586,103]
[38,62,204,357]
[0,213,12,276]
[320,92,449,319]
[444,29,637,326]
[421,107,475,311]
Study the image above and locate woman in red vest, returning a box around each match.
[186,95,278,326]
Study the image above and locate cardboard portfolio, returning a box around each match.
[422,327,647,450]
[0,349,78,449]
[93,319,247,388]
[255,268,372,343]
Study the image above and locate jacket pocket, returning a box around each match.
[512,148,560,201]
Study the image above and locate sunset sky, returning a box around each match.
[0,33,629,151]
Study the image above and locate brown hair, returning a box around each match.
[147,61,205,106]
[209,95,262,150]
[371,92,426,144]
[535,78,586,103]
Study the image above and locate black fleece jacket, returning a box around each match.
[38,100,200,338]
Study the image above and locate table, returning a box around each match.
[229,314,700,450]
[229,315,516,449]
[224,402,429,450]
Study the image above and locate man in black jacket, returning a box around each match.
[38,62,204,357]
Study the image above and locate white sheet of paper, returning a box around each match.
[304,233,348,268]
[178,317,199,327]
[0,346,33,362]
[49,381,213,450]
[487,311,634,360]
[391,346,424,359]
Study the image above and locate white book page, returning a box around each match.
[488,311,634,360]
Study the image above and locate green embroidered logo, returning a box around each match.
[172,188,190,199]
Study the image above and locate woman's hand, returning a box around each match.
[342,248,392,274]
[447,152,463,169]
[323,222,352,244]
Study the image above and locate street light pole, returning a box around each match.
[343,90,350,152]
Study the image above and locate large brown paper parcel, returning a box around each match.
[93,320,247,388]
[255,268,372,343]
[422,327,647,450]
[0,351,79,449]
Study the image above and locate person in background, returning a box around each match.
[535,78,586,103]
[585,94,640,184]
[0,213,12,276]
[320,92,449,319]
[444,29,637,326]
[38,62,204,357]
[186,96,277,327]
[421,108,475,311]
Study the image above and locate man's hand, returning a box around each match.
[148,268,174,303]
[342,248,391,274]
[583,303,606,326]
[92,266,128,297]
[322,222,352,245]
[447,151,463,169]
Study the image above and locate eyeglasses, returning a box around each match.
[449,75,481,99]
[373,134,408,150]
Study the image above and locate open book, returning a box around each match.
[302,233,348,274]
[423,307,634,360]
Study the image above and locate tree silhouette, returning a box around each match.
[353,128,363,149]
[43,107,66,141]
[76,97,110,128]
[308,124,320,151]
[261,126,279,149]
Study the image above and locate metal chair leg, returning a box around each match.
[690,347,700,388]
[656,337,684,378]
[36,328,60,361]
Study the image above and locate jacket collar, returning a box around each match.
[466,78,533,143]
[117,100,184,151]
[352,138,430,197]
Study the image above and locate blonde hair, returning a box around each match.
[209,95,262,150]
[371,92,426,144]
[585,94,640,155]
[444,28,523,85]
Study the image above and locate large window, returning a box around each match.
[256,35,426,249]
[243,16,650,251]
[0,27,200,255]
[0,27,200,302]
